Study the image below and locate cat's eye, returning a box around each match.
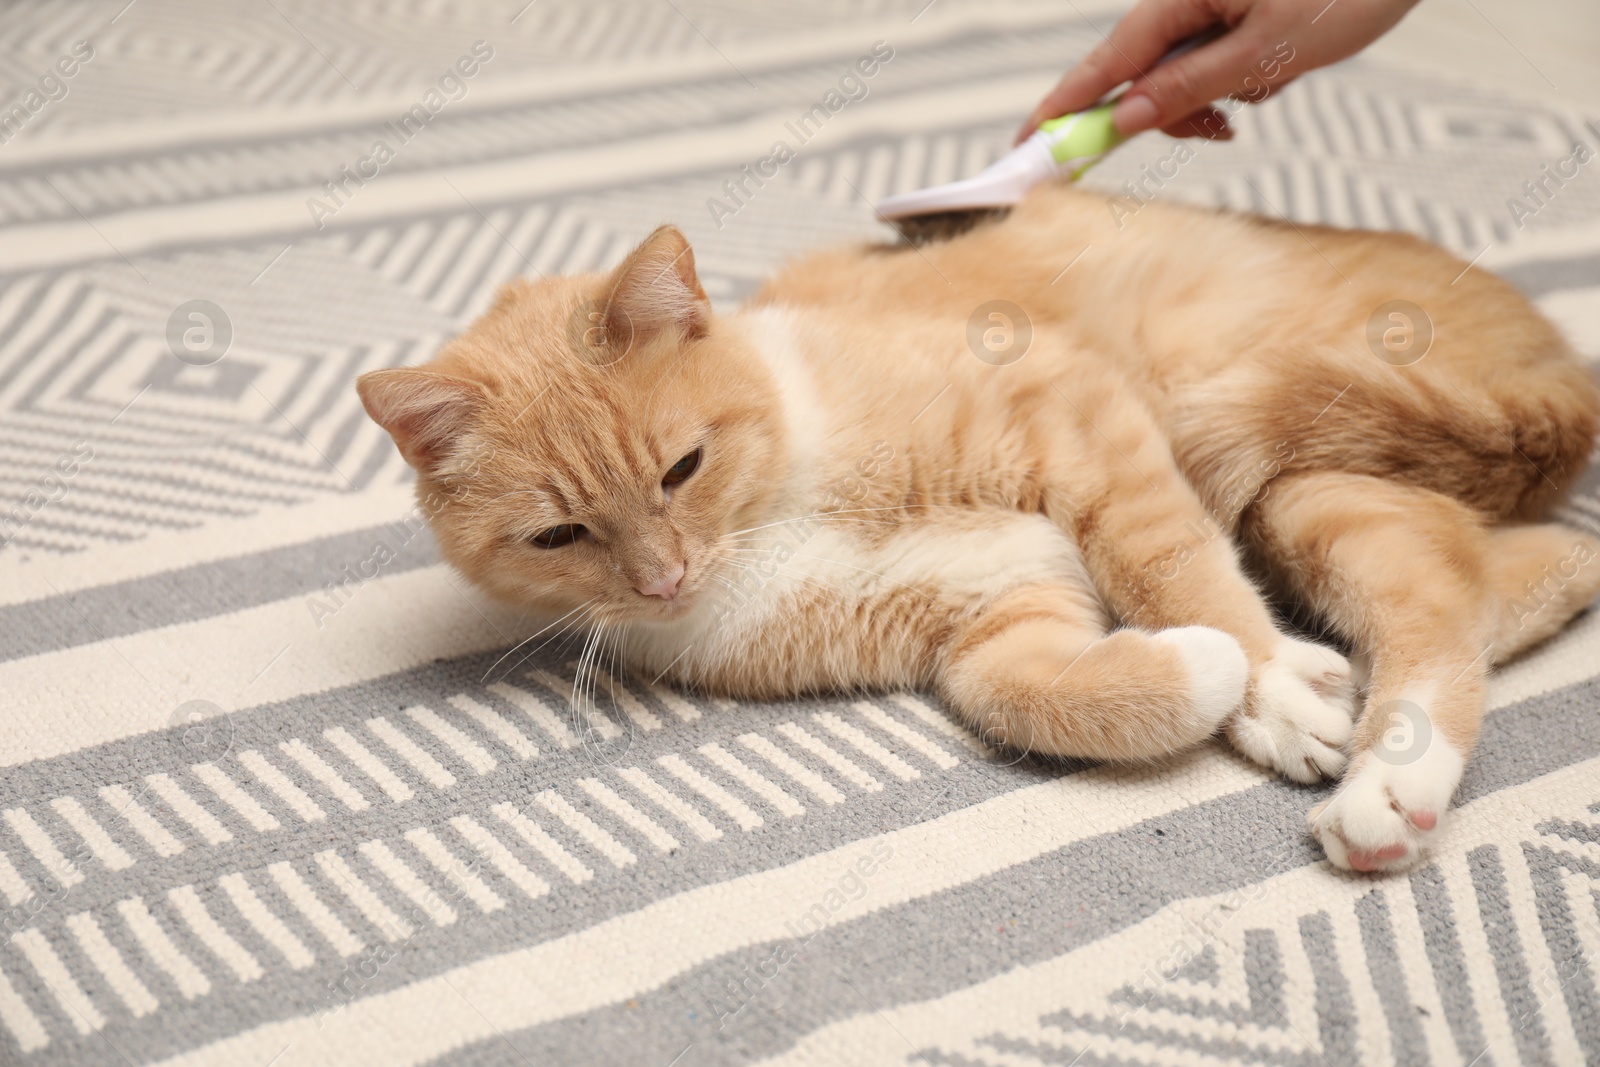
[529,524,585,549]
[662,448,702,488]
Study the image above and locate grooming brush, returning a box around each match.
[876,28,1223,241]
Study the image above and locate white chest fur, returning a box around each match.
[626,511,1094,674]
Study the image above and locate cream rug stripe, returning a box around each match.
[0,486,421,607]
[4,573,1592,771]
[0,565,526,767]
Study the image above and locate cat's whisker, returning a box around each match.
[721,515,904,539]
[704,572,764,615]
[604,627,624,724]
[479,489,555,507]
[720,526,898,549]
[591,622,621,727]
[713,556,840,601]
[717,525,898,553]
[571,622,606,738]
[588,624,610,731]
[709,569,838,608]
[593,623,618,727]
[496,600,605,683]
[717,505,944,541]
[778,553,939,601]
[482,599,599,683]
[581,621,599,693]
[718,548,855,586]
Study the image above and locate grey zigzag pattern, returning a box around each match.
[0,199,616,554]
[911,833,1600,1067]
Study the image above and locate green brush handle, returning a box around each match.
[1035,105,1127,180]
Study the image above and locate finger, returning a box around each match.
[1014,41,1127,143]
[1016,41,1135,142]
[1016,0,1225,143]
[1160,106,1232,139]
[1228,67,1301,103]
[1111,27,1271,137]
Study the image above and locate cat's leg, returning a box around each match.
[1485,523,1600,663]
[938,582,1250,762]
[1246,471,1497,872]
[1045,386,1356,782]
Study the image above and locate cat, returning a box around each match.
[358,181,1600,874]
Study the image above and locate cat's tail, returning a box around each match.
[1172,348,1600,526]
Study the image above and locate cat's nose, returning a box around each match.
[636,562,685,600]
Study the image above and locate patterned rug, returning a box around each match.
[2,1,1599,1064]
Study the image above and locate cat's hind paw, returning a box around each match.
[1310,741,1462,873]
[1229,638,1356,784]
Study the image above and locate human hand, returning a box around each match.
[1016,0,1421,144]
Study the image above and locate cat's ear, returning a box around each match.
[602,225,710,345]
[357,368,486,471]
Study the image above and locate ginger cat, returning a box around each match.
[358,182,1600,874]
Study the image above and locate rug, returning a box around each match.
[2,1,1599,1064]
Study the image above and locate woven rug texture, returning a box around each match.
[1,1,1599,1064]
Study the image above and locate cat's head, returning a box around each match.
[357,225,783,622]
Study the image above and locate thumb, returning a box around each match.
[1111,30,1270,137]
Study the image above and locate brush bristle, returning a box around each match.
[884,208,1011,247]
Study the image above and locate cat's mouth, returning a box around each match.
[649,596,694,620]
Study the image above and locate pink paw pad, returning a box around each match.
[1347,843,1409,872]
[1408,810,1438,831]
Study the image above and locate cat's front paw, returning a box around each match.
[1228,638,1356,783]
[1310,739,1463,872]
[1151,626,1251,735]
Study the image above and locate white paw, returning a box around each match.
[1310,724,1463,873]
[1152,626,1250,732]
[1229,638,1356,783]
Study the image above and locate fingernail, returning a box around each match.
[1112,93,1160,137]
